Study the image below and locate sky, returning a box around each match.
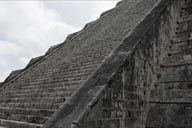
[0,1,119,82]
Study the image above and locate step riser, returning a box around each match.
[170,41,192,51]
[8,81,83,90]
[157,82,192,90]
[151,89,192,98]
[0,107,55,117]
[1,89,73,96]
[148,104,192,127]
[0,113,48,124]
[10,78,86,87]
[7,87,77,93]
[173,33,192,43]
[22,71,93,82]
[163,54,192,64]
[178,14,192,23]
[20,66,95,80]
[0,119,43,128]
[0,103,62,110]
[176,20,192,33]
[161,65,192,82]
[0,97,65,104]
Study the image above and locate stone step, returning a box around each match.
[3,88,74,96]
[168,49,192,56]
[0,107,55,117]
[0,119,43,128]
[7,85,79,95]
[0,97,66,104]
[17,67,92,81]
[170,40,192,51]
[157,82,192,90]
[70,55,106,63]
[176,19,192,33]
[14,81,82,90]
[0,102,63,109]
[19,71,88,83]
[9,78,85,88]
[160,80,192,84]
[25,66,95,81]
[23,61,98,78]
[20,70,91,83]
[2,81,81,93]
[172,32,192,43]
[147,103,192,127]
[39,65,96,76]
[163,53,192,64]
[27,55,103,74]
[161,61,192,68]
[15,59,99,80]
[150,98,192,104]
[6,80,83,91]
[177,14,192,23]
[160,64,192,82]
[20,72,90,84]
[0,112,49,124]
[151,89,192,98]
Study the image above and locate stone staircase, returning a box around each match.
[148,0,192,127]
[0,45,114,127]
[1,0,191,128]
[0,22,117,128]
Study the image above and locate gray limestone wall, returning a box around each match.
[147,0,192,127]
[43,0,177,128]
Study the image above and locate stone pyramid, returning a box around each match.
[0,0,192,128]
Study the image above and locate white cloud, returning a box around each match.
[0,1,79,55]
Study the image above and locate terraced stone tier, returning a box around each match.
[169,40,192,52]
[176,20,192,33]
[0,119,43,128]
[172,32,192,43]
[147,103,192,127]
[160,64,192,82]
[147,1,192,127]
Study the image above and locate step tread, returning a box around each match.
[0,118,43,128]
[0,112,49,124]
[0,102,63,109]
[161,61,192,67]
[0,107,55,117]
[150,98,192,104]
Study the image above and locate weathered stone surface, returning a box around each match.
[0,0,192,128]
[148,0,192,128]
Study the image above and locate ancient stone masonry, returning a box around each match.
[0,0,191,128]
[147,0,192,127]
